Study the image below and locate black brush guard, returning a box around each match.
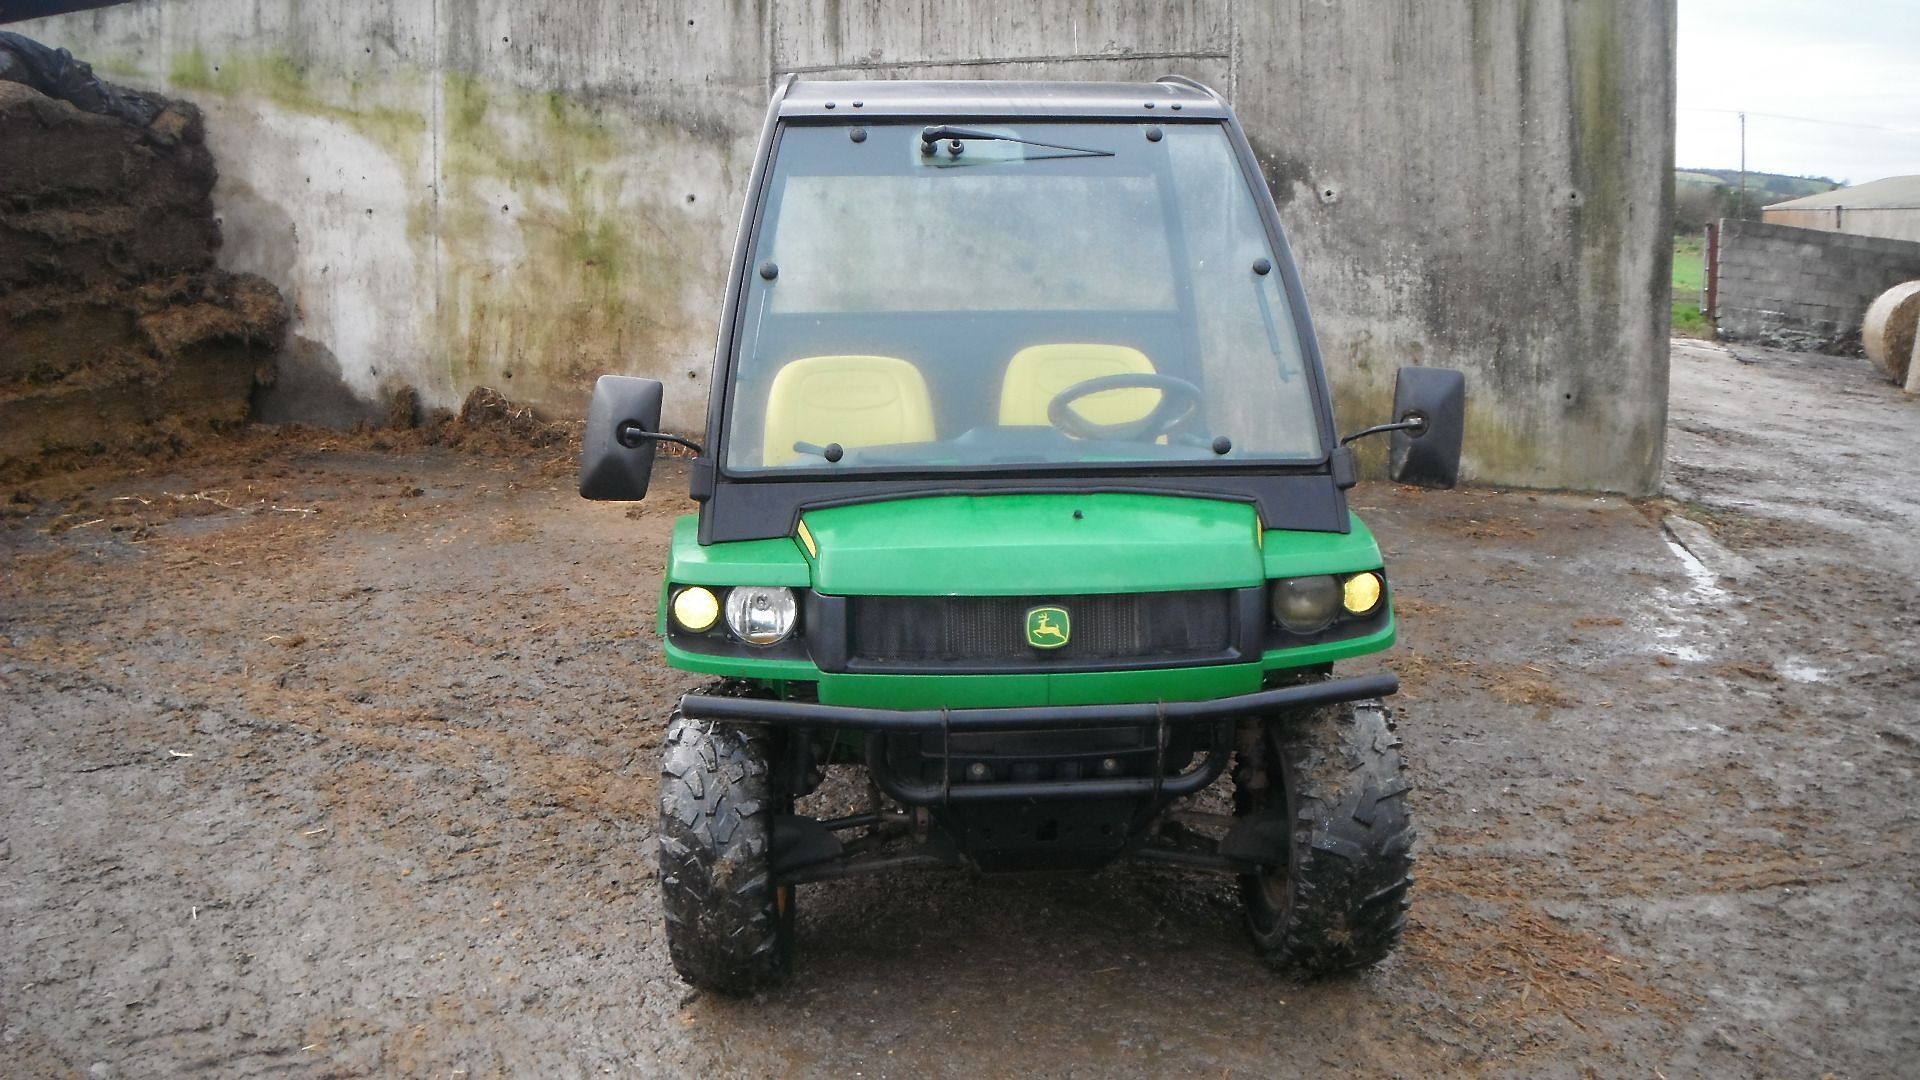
[678,671,1398,806]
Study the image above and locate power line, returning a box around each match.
[1678,106,1920,135]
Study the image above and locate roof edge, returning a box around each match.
[777,77,1229,121]
[1765,174,1920,211]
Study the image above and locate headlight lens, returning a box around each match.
[724,586,798,645]
[1271,575,1341,633]
[670,586,720,633]
[1342,571,1384,615]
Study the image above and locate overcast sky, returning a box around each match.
[1677,0,1920,184]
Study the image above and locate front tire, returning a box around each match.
[1234,699,1415,974]
[658,704,793,994]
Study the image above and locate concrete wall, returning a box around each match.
[15,0,1675,493]
[1715,218,1920,348]
[1764,207,1920,247]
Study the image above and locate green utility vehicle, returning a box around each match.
[579,77,1465,994]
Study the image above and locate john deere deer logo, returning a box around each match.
[1026,606,1070,649]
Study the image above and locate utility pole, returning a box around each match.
[1738,111,1748,218]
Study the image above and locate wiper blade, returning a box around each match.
[919,125,1114,159]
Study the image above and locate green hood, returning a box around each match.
[800,493,1265,596]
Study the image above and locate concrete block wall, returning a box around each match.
[1717,219,1920,347]
[15,0,1675,494]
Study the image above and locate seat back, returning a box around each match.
[762,355,935,465]
[998,343,1158,427]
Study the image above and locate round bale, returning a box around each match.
[1862,281,1920,384]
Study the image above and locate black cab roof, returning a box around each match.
[777,77,1229,121]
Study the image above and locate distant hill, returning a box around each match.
[1672,168,1842,231]
[1675,168,1840,204]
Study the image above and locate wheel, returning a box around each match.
[658,699,794,994]
[1233,699,1414,974]
[1045,372,1205,442]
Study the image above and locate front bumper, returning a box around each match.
[679,670,1398,806]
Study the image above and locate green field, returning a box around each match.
[1671,235,1710,338]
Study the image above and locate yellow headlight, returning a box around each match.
[671,586,720,632]
[1342,572,1384,615]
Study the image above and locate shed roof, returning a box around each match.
[1766,175,1920,211]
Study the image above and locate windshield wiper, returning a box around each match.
[919,125,1114,159]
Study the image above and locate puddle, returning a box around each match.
[1657,641,1711,663]
[1662,535,1731,604]
[1779,659,1830,683]
[1636,535,1742,664]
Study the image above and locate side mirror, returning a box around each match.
[579,375,665,501]
[1388,366,1466,489]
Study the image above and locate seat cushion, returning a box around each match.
[762,355,935,465]
[998,343,1158,427]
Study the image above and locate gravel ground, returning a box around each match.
[2,341,1915,1078]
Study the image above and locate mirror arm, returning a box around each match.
[1339,415,1427,447]
[617,422,704,456]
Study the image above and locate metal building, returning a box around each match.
[1764,175,1920,245]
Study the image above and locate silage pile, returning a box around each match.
[0,77,288,469]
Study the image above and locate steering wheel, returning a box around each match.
[1045,373,1206,442]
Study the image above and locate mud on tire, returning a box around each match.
[658,696,792,995]
[1235,699,1414,975]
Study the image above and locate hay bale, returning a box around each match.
[1861,281,1920,385]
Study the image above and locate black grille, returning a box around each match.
[847,591,1234,670]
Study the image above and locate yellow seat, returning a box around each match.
[762,355,935,465]
[998,343,1159,428]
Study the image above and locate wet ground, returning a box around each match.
[2,341,1915,1078]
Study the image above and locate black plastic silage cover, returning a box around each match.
[0,28,160,126]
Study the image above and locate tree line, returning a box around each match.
[1673,168,1841,233]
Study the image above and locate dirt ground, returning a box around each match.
[2,341,1915,1078]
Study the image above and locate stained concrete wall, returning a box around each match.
[1716,219,1920,348]
[12,0,763,434]
[15,0,1675,493]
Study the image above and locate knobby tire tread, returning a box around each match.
[658,683,790,994]
[1237,699,1415,975]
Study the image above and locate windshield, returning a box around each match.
[722,121,1324,474]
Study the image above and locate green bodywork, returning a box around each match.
[658,493,1393,709]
